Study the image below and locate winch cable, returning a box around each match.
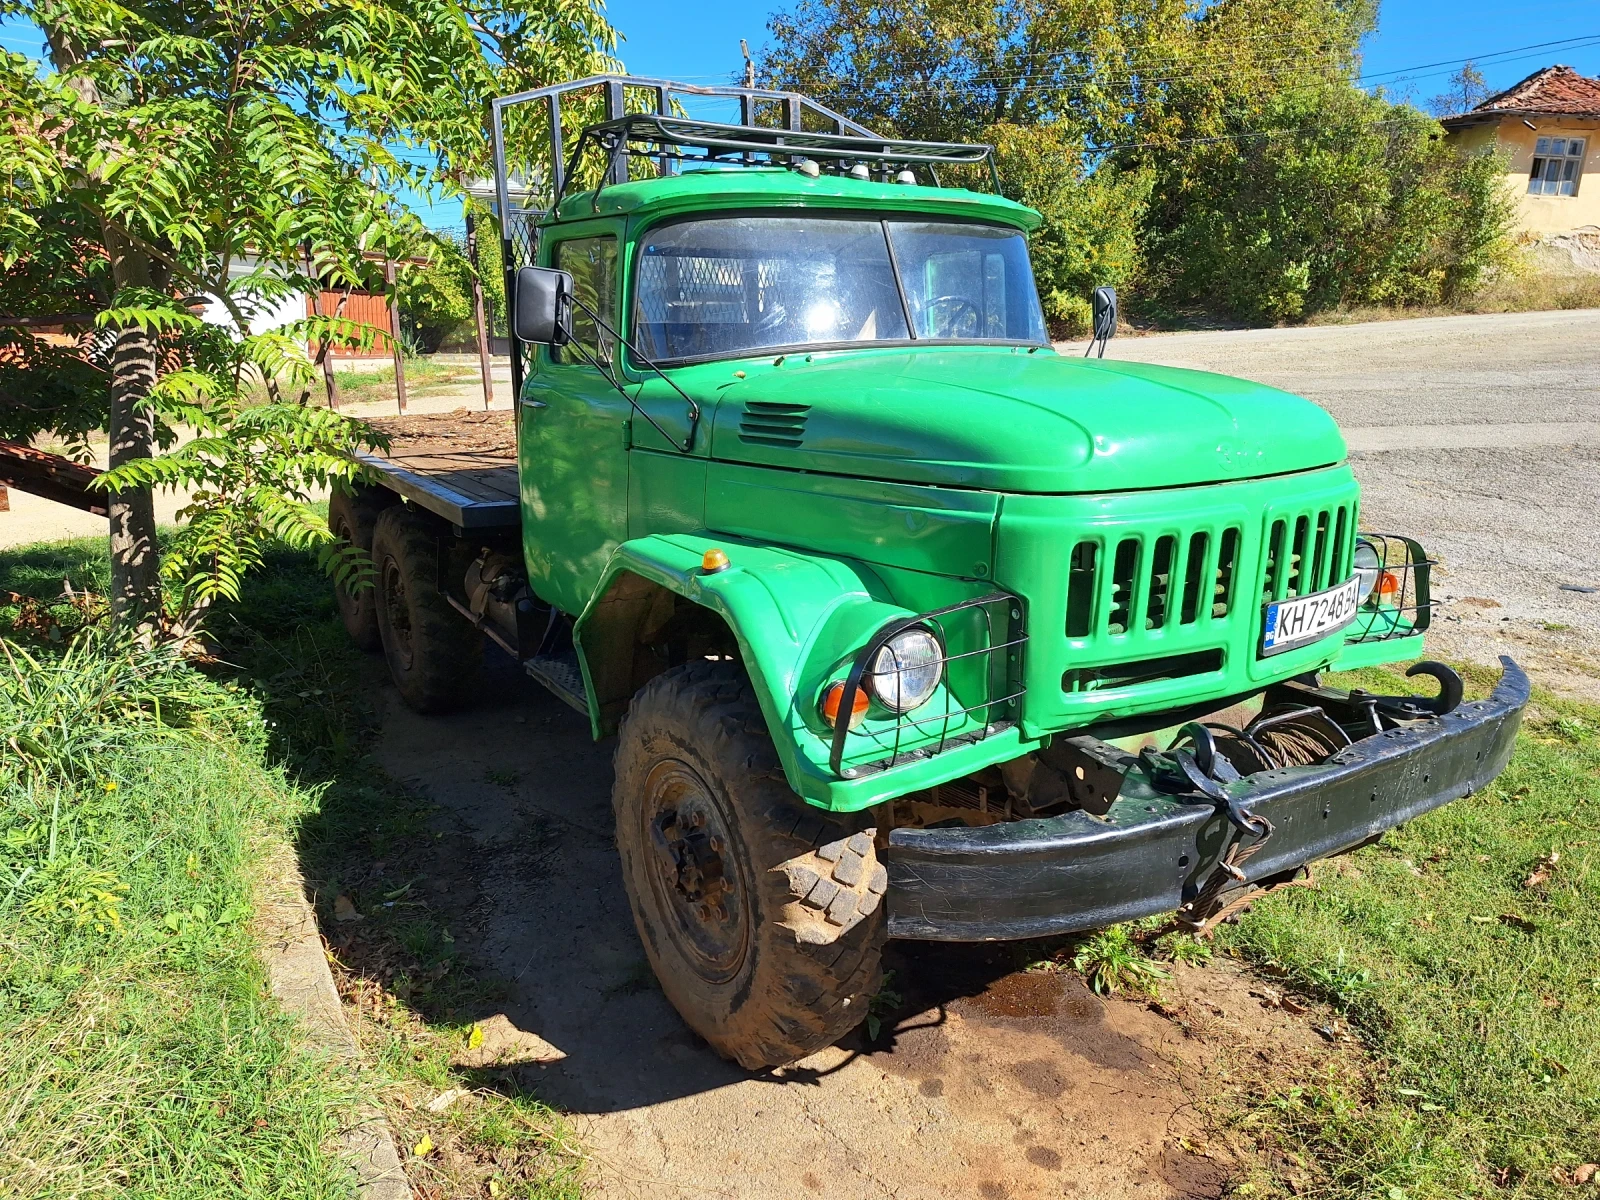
[1156,706,1350,934]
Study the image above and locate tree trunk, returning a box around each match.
[100,226,166,638]
[465,208,494,410]
[46,24,164,639]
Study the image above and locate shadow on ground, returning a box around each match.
[283,639,1345,1200]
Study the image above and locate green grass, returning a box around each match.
[0,627,359,1197]
[302,359,480,409]
[1214,662,1600,1200]
[1,537,581,1198]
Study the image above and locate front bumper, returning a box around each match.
[884,657,1529,941]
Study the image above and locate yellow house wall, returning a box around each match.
[1451,116,1600,237]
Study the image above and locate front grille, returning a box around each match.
[738,401,809,447]
[1262,504,1353,603]
[1065,524,1244,641]
[1058,499,1357,691]
[1063,649,1224,693]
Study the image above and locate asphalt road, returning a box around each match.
[1074,308,1600,699]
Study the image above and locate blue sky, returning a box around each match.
[5,1,1599,232]
[419,0,1600,229]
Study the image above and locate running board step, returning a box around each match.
[523,651,588,715]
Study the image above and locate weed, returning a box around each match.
[865,970,904,1041]
[484,767,522,788]
[1072,925,1170,997]
[1157,931,1214,966]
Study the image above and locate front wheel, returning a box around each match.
[612,661,886,1070]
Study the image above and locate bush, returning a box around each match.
[1141,84,1515,321]
[399,237,474,353]
[985,122,1152,337]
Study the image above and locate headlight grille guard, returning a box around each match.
[828,592,1028,780]
[1348,531,1438,643]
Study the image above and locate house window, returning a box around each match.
[1528,136,1585,196]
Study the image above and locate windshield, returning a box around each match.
[633,214,1047,362]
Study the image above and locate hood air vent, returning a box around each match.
[738,401,810,448]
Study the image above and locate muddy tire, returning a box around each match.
[612,660,886,1070]
[328,486,392,651]
[370,504,482,713]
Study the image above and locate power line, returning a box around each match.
[754,31,1600,100]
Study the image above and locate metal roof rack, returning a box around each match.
[557,113,995,207]
[488,74,995,222]
[487,74,997,399]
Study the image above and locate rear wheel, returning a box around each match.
[612,660,886,1069]
[371,504,482,713]
[327,486,392,651]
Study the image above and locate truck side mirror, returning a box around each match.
[1092,286,1117,342]
[1086,286,1117,359]
[513,266,573,346]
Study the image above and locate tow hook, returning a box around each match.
[1350,660,1464,731]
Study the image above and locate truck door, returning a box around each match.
[519,231,630,616]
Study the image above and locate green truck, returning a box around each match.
[333,76,1528,1070]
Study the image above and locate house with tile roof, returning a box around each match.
[1441,65,1600,239]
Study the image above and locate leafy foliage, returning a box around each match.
[0,0,614,630]
[760,0,1515,325]
[1143,84,1516,321]
[986,121,1151,335]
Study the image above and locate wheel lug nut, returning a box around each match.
[696,903,712,920]
[709,835,724,853]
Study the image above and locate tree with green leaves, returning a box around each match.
[759,0,1513,328]
[394,0,617,404]
[0,0,614,637]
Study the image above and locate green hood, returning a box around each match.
[705,347,1346,493]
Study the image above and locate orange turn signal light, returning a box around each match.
[701,547,730,573]
[1377,570,1401,598]
[821,681,869,730]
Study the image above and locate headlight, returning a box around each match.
[1354,540,1382,603]
[865,628,943,713]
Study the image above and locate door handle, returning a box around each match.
[522,399,548,409]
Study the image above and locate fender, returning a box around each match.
[573,533,1038,811]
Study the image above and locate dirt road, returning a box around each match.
[375,655,1333,1200]
[1082,308,1600,697]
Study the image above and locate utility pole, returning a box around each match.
[465,209,494,410]
[385,259,408,414]
[741,40,755,89]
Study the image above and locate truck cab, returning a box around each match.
[335,77,1527,1071]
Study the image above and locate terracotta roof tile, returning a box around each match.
[1469,65,1600,118]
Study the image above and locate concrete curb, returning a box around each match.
[258,850,411,1200]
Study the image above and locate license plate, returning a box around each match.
[1261,577,1362,656]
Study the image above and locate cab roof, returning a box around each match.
[546,166,1043,232]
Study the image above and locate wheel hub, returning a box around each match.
[381,557,414,668]
[642,761,750,983]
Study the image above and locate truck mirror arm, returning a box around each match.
[563,293,702,453]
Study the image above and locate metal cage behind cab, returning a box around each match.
[486,74,998,401]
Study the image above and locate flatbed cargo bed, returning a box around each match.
[359,410,519,531]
